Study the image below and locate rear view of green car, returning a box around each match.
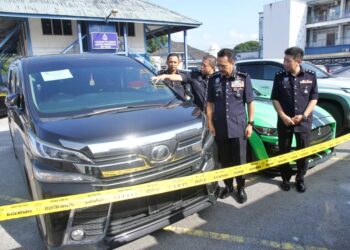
[248,81,336,172]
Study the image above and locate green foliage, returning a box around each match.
[233,41,260,53]
[147,35,168,53]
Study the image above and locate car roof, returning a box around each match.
[17,53,134,65]
[237,58,284,64]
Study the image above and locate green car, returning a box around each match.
[248,80,336,172]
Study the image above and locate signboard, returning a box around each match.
[91,32,118,50]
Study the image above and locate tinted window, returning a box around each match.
[52,19,62,35]
[237,64,264,79]
[62,20,72,35]
[25,58,175,117]
[263,64,283,80]
[41,19,52,35]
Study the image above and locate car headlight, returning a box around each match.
[254,126,278,136]
[342,88,350,94]
[28,131,93,163]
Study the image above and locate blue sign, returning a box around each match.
[91,32,118,50]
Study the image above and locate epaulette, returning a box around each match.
[236,71,248,77]
[305,69,315,75]
[275,70,286,76]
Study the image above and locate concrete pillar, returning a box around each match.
[184,29,188,70]
[338,24,343,45]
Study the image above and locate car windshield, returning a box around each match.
[25,57,176,118]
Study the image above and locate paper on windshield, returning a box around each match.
[41,69,73,82]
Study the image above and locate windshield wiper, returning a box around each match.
[70,101,177,119]
[70,106,129,119]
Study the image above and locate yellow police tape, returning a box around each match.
[1,133,349,221]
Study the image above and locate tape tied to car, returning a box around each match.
[0,133,349,221]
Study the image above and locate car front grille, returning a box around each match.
[74,134,203,185]
[310,125,333,145]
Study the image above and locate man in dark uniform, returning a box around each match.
[153,55,216,111]
[156,53,191,100]
[271,47,318,193]
[207,49,255,203]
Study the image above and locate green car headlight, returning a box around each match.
[254,126,278,136]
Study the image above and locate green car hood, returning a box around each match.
[254,98,335,129]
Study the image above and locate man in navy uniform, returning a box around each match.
[153,55,216,111]
[157,53,191,100]
[271,47,318,193]
[207,49,255,203]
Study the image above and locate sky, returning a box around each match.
[149,0,277,51]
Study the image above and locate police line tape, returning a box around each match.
[1,133,350,222]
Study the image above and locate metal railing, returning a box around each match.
[307,36,350,47]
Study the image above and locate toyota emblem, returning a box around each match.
[151,145,170,162]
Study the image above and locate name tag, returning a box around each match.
[300,79,313,84]
[231,80,244,88]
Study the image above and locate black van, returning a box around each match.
[5,54,218,249]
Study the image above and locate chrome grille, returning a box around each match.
[75,132,203,181]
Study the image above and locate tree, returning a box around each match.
[233,41,260,53]
[147,35,168,53]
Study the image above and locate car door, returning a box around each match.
[7,64,28,168]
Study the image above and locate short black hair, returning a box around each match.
[217,48,237,61]
[167,53,180,61]
[203,54,216,69]
[284,47,304,60]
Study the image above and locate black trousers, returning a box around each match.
[215,137,246,188]
[278,128,310,182]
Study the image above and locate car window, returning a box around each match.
[301,62,330,79]
[25,58,175,117]
[263,64,283,80]
[236,64,264,80]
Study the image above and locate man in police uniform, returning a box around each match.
[153,55,216,111]
[157,53,192,100]
[271,47,318,193]
[207,49,255,203]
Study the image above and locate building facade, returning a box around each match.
[0,0,201,71]
[261,0,350,66]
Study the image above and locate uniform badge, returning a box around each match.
[300,79,313,84]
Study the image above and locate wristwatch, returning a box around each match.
[247,120,254,126]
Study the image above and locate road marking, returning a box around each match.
[163,226,328,250]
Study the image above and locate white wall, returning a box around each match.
[262,0,307,58]
[127,23,146,54]
[28,18,78,55]
[289,0,307,49]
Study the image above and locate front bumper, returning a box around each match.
[29,153,219,249]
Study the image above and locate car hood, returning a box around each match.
[254,98,335,129]
[35,104,202,148]
[318,77,350,89]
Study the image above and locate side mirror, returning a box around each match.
[5,93,20,109]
